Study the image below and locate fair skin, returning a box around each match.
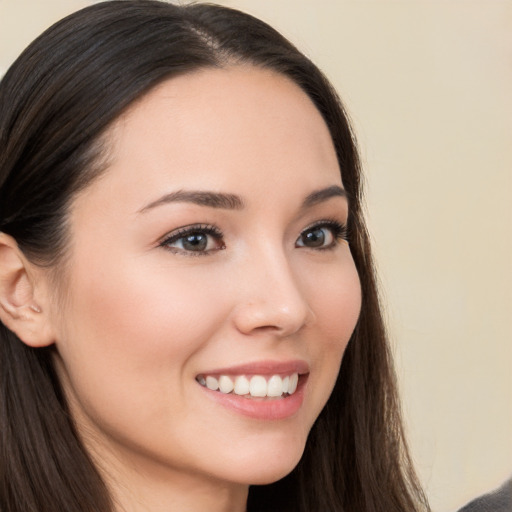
[0,66,361,512]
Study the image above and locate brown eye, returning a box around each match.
[180,232,209,251]
[160,225,225,255]
[297,227,332,248]
[296,221,347,250]
[300,228,328,247]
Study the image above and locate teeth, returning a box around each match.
[249,375,267,397]
[234,375,250,395]
[218,375,234,394]
[282,376,289,394]
[267,375,283,397]
[205,376,219,391]
[198,372,300,398]
[288,373,299,394]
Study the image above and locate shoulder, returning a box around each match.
[457,478,512,512]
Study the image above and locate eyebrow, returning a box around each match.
[139,189,245,213]
[302,185,347,208]
[138,184,347,213]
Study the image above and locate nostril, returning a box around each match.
[252,325,282,333]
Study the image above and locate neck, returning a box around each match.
[109,468,248,512]
[84,434,248,512]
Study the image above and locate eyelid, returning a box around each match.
[302,218,347,233]
[158,223,225,255]
[296,218,349,249]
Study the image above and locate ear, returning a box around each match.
[0,233,55,347]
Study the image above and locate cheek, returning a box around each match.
[310,254,362,345]
[69,258,225,355]
[312,256,361,398]
[300,252,361,410]
[54,254,231,418]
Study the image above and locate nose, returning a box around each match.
[231,250,315,337]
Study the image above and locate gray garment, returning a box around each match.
[458,478,512,512]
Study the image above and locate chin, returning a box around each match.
[217,432,307,486]
[247,462,301,486]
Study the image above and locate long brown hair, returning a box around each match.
[0,2,430,511]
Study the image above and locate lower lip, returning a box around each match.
[200,376,307,420]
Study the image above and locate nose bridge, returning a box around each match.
[233,242,313,336]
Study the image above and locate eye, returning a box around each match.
[159,224,225,255]
[296,220,347,250]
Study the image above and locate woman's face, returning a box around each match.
[49,67,361,492]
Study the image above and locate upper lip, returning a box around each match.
[197,359,310,376]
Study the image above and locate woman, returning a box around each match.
[0,1,430,511]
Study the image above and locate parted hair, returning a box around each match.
[0,2,429,511]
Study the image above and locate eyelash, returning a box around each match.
[158,219,348,256]
[298,219,349,250]
[159,224,225,257]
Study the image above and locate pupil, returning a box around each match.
[183,233,207,251]
[304,228,325,247]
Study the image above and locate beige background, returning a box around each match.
[1,1,510,511]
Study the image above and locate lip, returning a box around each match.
[196,359,309,420]
[197,359,310,377]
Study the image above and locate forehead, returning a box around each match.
[78,66,342,213]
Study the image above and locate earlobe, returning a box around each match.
[0,233,55,347]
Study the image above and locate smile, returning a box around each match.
[196,373,299,398]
